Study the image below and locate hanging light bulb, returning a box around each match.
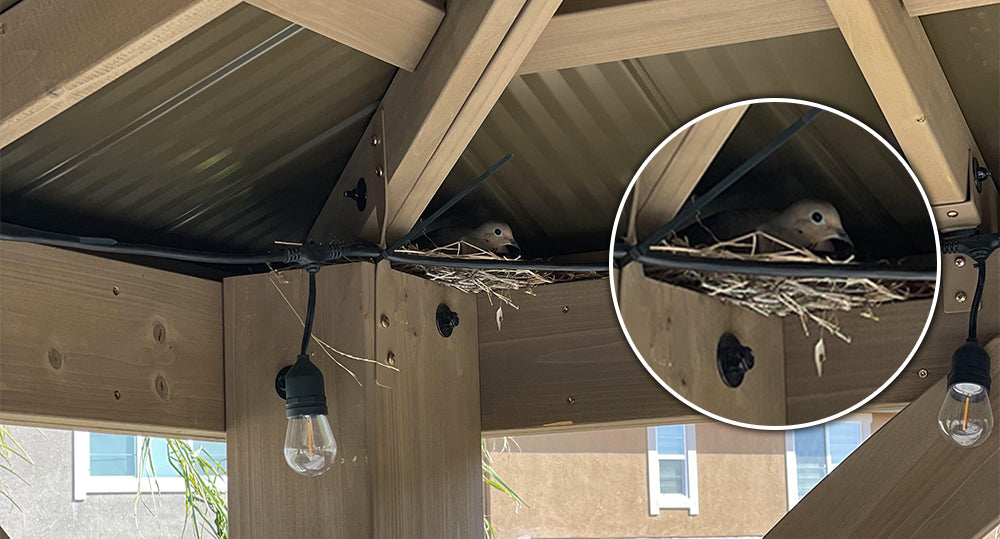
[938,234,995,448]
[275,267,337,476]
[938,341,993,447]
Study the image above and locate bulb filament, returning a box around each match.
[962,396,970,430]
[307,420,314,458]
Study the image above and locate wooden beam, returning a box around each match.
[373,261,482,538]
[309,0,562,245]
[766,338,1000,539]
[787,251,1000,422]
[0,241,224,440]
[224,265,375,538]
[826,0,988,225]
[903,0,1000,17]
[478,278,702,435]
[618,264,787,425]
[481,252,997,433]
[0,0,239,147]
[244,0,444,71]
[628,104,748,242]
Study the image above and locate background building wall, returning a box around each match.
[0,426,195,539]
[488,423,788,539]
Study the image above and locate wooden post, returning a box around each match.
[223,261,481,538]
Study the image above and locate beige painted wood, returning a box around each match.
[224,264,375,538]
[0,0,239,147]
[789,251,1000,422]
[373,261,482,538]
[0,241,224,439]
[618,264,787,425]
[244,0,444,71]
[479,278,701,435]
[385,0,564,240]
[903,0,1000,16]
[517,0,994,74]
[826,0,985,214]
[309,0,561,245]
[767,338,1000,539]
[630,105,748,242]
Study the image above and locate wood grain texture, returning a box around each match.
[244,0,444,71]
[0,0,239,147]
[479,278,701,435]
[517,0,993,74]
[309,0,535,245]
[903,0,999,16]
[224,264,375,539]
[790,251,1000,422]
[384,0,563,239]
[766,338,1000,539]
[631,105,748,241]
[618,264,787,425]
[0,241,223,439]
[825,0,983,208]
[373,261,482,538]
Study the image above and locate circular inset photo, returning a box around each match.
[609,98,941,428]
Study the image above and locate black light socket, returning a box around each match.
[436,304,460,338]
[275,354,328,417]
[947,339,992,393]
[717,333,755,388]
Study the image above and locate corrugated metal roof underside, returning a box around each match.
[0,3,395,252]
[435,5,997,258]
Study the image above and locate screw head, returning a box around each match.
[380,314,390,328]
[918,369,928,379]
[954,256,966,268]
[566,396,575,405]
[113,390,121,400]
[561,305,570,313]
[370,134,380,146]
[386,352,396,366]
[112,286,120,296]
[946,210,959,218]
[375,165,384,177]
[955,291,968,303]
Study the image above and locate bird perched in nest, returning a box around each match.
[683,199,854,256]
[421,220,521,257]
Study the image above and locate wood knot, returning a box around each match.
[155,376,169,399]
[48,349,63,370]
[153,322,167,344]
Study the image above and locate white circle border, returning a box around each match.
[607,97,942,431]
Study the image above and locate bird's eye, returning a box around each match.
[811,211,824,224]
[494,228,502,236]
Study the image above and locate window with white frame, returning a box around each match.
[73,432,227,501]
[646,424,698,515]
[784,414,872,509]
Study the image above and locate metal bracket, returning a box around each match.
[942,253,978,313]
[932,151,986,233]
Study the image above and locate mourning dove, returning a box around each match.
[422,220,521,257]
[684,199,854,255]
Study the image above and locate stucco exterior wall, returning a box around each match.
[0,426,195,539]
[488,423,788,539]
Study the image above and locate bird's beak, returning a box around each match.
[498,240,521,259]
[832,228,854,249]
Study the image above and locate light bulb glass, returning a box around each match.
[938,382,993,448]
[284,414,338,476]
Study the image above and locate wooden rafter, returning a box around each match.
[826,0,989,229]
[767,337,1000,539]
[308,0,563,245]
[517,0,999,75]
[0,0,240,148]
[244,0,444,71]
[627,104,748,243]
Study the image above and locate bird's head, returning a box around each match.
[779,199,854,256]
[471,221,521,258]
